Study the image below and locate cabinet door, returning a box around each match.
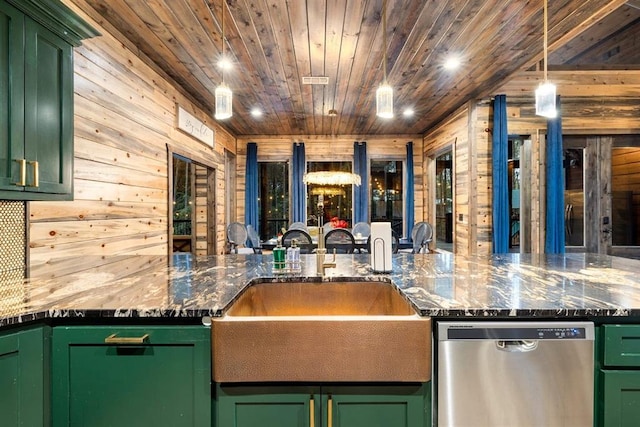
[0,326,49,427]
[216,384,318,427]
[324,384,430,427]
[24,17,73,195]
[52,326,210,427]
[603,370,640,427]
[0,2,24,191]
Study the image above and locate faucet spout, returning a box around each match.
[316,226,337,276]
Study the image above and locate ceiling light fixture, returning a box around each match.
[214,0,232,120]
[444,56,461,70]
[376,0,393,119]
[250,108,262,117]
[403,108,414,117]
[535,0,556,118]
[303,171,361,186]
[328,109,338,117]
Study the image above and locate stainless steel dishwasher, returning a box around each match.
[437,321,594,427]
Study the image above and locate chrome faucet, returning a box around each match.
[316,226,336,276]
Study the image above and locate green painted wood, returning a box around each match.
[0,0,77,200]
[52,326,211,427]
[216,384,318,427]
[0,1,25,192]
[602,370,640,426]
[325,384,430,427]
[215,383,431,427]
[0,326,48,427]
[6,0,99,46]
[24,17,73,195]
[603,324,640,367]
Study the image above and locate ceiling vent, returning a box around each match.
[302,76,329,85]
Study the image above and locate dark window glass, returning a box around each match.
[259,162,289,240]
[370,160,403,237]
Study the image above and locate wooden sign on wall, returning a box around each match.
[177,105,214,147]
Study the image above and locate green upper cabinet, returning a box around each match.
[0,326,50,427]
[0,0,98,200]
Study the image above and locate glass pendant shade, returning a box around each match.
[376,83,394,118]
[535,81,557,118]
[215,82,232,120]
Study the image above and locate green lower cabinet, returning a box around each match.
[602,370,640,426]
[215,383,431,427]
[0,325,49,427]
[52,325,211,427]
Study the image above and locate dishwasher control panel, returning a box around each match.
[440,321,595,341]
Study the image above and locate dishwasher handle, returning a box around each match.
[496,340,538,352]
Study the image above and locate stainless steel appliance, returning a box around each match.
[437,321,594,427]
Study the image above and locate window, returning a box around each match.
[306,161,353,228]
[172,155,193,240]
[370,160,403,237]
[258,162,289,240]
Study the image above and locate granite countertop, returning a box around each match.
[3,252,640,327]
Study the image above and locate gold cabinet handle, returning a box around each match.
[28,160,39,187]
[327,395,333,427]
[14,159,26,186]
[104,333,149,344]
[309,395,315,427]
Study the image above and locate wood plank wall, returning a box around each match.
[234,136,424,237]
[28,0,236,279]
[424,68,640,256]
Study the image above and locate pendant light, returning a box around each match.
[376,0,393,119]
[535,0,556,118]
[215,0,232,120]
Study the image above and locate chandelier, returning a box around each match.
[303,171,361,186]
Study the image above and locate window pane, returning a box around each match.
[259,162,289,241]
[564,148,584,246]
[611,147,640,246]
[370,160,403,237]
[307,161,353,228]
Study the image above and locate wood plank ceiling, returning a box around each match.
[77,0,639,137]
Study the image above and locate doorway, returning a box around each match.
[564,135,640,259]
[170,153,217,256]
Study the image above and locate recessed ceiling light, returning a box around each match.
[444,56,461,71]
[251,108,263,117]
[403,108,414,117]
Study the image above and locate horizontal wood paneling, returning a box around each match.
[28,0,235,279]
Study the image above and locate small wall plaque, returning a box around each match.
[177,105,214,147]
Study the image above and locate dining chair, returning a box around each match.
[352,222,371,239]
[226,222,248,254]
[281,229,314,254]
[288,221,308,232]
[325,228,355,254]
[410,222,434,253]
[245,224,263,254]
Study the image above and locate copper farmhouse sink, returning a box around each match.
[212,281,431,383]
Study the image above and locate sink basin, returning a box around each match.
[212,280,431,383]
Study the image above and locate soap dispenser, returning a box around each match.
[286,239,301,272]
[273,237,286,270]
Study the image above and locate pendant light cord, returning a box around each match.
[543,0,548,82]
[382,0,388,84]
[221,0,225,83]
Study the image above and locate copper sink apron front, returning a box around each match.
[212,281,431,383]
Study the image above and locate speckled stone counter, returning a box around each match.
[3,252,640,327]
